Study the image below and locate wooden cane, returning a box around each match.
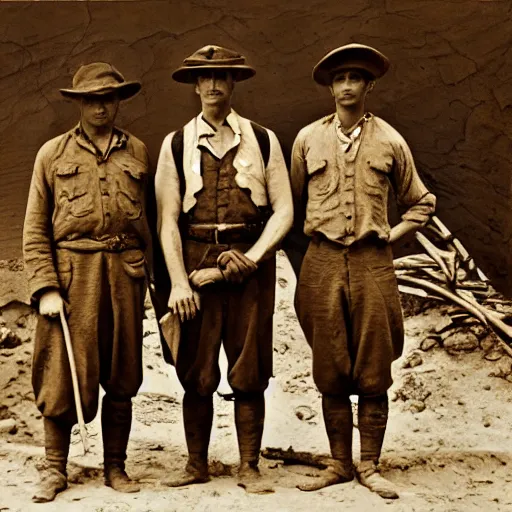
[59,306,89,455]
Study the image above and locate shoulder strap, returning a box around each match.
[250,121,270,168]
[170,128,185,197]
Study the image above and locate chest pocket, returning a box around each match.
[306,158,335,201]
[54,162,94,218]
[365,154,394,196]
[112,156,147,220]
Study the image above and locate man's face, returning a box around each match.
[80,92,120,128]
[330,69,374,108]
[195,70,235,106]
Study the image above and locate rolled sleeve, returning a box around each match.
[393,138,436,226]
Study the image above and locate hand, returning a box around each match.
[39,290,64,317]
[168,284,201,322]
[189,268,225,289]
[217,249,258,284]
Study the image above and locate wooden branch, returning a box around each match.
[261,447,332,469]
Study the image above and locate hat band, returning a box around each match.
[183,57,246,67]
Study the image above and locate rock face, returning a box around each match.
[1,1,511,293]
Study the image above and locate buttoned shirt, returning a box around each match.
[290,113,436,245]
[23,124,150,300]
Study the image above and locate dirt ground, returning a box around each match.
[1,252,511,512]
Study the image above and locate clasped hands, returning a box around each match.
[168,250,257,322]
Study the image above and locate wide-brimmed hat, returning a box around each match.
[172,45,256,84]
[313,43,390,86]
[59,62,141,100]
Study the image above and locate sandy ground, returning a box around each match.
[1,252,511,512]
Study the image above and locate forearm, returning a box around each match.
[389,219,422,244]
[159,220,190,288]
[244,207,293,263]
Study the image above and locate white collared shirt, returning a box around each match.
[196,110,241,159]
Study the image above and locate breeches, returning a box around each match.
[32,248,146,423]
[176,240,276,396]
[296,237,404,396]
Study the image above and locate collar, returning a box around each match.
[196,109,241,139]
[72,123,127,159]
[335,112,372,151]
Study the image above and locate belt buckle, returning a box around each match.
[215,223,228,244]
[109,235,121,251]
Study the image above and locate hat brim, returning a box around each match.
[313,45,390,86]
[172,65,256,84]
[59,81,142,100]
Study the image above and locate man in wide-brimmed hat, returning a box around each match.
[289,44,436,498]
[23,62,151,502]
[152,45,293,493]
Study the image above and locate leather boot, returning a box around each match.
[102,396,140,493]
[298,394,354,492]
[162,392,212,487]
[32,418,71,503]
[235,392,274,494]
[356,394,398,499]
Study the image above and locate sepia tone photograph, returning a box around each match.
[0,0,511,510]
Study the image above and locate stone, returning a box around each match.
[480,333,498,353]
[443,330,479,353]
[402,351,423,369]
[420,336,440,352]
[0,327,22,349]
[0,418,17,434]
[294,405,316,421]
[407,400,426,414]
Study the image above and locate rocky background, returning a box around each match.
[1,0,512,293]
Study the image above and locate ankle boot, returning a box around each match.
[357,394,398,499]
[297,394,353,492]
[102,396,140,493]
[235,392,273,494]
[162,392,212,487]
[32,418,71,503]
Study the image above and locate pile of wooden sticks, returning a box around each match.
[394,216,512,357]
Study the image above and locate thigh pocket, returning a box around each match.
[120,249,146,279]
[56,251,73,293]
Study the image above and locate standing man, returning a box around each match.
[290,44,436,499]
[153,45,293,493]
[23,63,151,502]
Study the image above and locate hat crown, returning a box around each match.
[72,62,126,92]
[183,45,246,67]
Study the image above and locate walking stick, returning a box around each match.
[59,306,89,455]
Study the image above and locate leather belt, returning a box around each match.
[185,222,265,245]
[56,234,142,252]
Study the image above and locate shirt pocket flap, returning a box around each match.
[114,157,147,180]
[306,158,327,176]
[368,155,393,174]
[55,162,79,177]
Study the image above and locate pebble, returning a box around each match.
[420,336,439,352]
[294,405,317,421]
[0,418,17,434]
[402,352,423,369]
[407,400,426,413]
[483,384,491,390]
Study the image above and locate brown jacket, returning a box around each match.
[23,124,151,302]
